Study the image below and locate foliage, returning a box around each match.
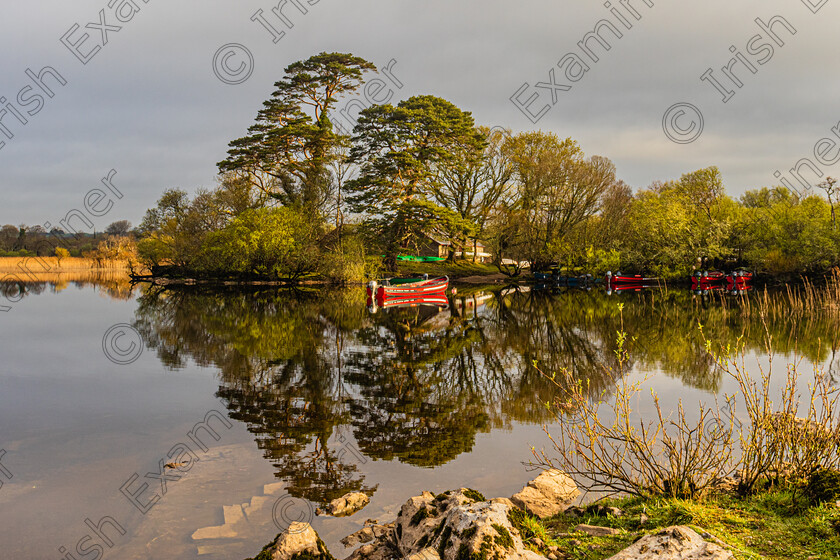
[708,330,840,495]
[347,95,487,263]
[533,319,736,499]
[83,235,137,266]
[219,52,375,218]
[804,468,840,506]
[104,220,132,235]
[54,247,70,266]
[485,132,615,272]
[200,207,320,279]
[130,50,840,281]
[317,235,372,284]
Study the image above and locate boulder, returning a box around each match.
[257,522,334,560]
[322,491,370,517]
[606,526,732,560]
[342,522,396,549]
[490,497,516,508]
[341,526,376,547]
[510,470,579,518]
[394,488,545,560]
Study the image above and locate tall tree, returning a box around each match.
[347,95,486,264]
[431,126,514,261]
[818,176,838,231]
[500,132,616,270]
[219,52,375,217]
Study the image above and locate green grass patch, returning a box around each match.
[394,260,499,279]
[463,488,487,503]
[534,488,840,560]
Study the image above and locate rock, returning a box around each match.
[510,470,580,519]
[406,548,441,560]
[491,497,516,508]
[323,491,370,517]
[347,541,399,560]
[345,522,399,560]
[394,488,545,560]
[564,506,585,517]
[639,513,649,525]
[574,524,620,537]
[341,526,376,547]
[605,507,623,518]
[259,522,333,560]
[606,526,733,560]
[532,537,545,548]
[547,553,558,560]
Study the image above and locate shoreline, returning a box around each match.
[247,470,839,560]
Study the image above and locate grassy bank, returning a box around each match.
[394,260,502,279]
[511,488,840,559]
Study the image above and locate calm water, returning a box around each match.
[0,279,836,559]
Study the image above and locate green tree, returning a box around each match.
[431,126,514,261]
[489,132,615,271]
[54,246,70,267]
[219,52,375,218]
[347,95,487,265]
[201,207,320,279]
[104,220,132,236]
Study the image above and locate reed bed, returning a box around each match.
[0,256,129,274]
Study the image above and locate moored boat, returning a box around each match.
[605,271,660,285]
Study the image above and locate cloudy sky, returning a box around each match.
[1,0,838,228]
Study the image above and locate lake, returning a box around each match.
[0,278,835,559]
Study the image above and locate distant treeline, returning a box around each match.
[119,52,840,281]
[0,220,134,260]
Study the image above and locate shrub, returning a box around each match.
[708,331,840,495]
[804,469,840,506]
[54,247,70,266]
[318,236,369,284]
[533,317,736,499]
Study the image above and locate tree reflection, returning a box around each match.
[130,283,840,504]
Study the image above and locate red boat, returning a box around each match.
[605,272,660,286]
[366,276,449,304]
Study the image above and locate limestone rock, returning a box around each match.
[341,526,376,547]
[323,491,370,517]
[344,521,399,560]
[394,488,545,560]
[606,526,733,560]
[573,524,620,537]
[490,497,516,508]
[259,522,333,560]
[510,470,579,518]
[406,548,441,560]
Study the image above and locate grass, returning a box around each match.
[394,260,501,279]
[514,488,840,560]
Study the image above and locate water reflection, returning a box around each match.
[0,269,136,302]
[128,284,840,505]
